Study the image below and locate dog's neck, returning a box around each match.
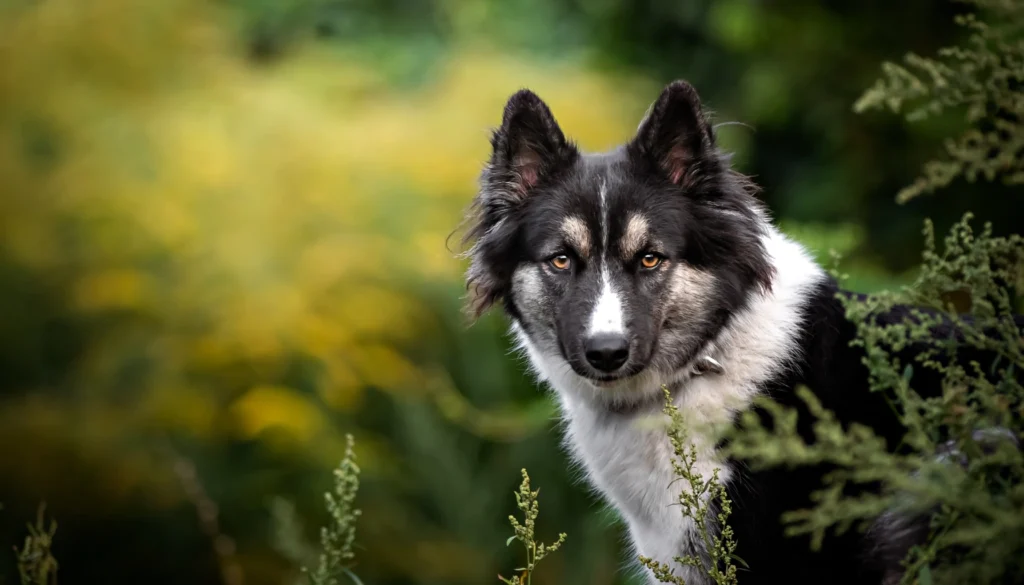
[603,354,726,416]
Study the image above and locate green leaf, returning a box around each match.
[730,553,751,570]
[903,364,914,382]
[918,563,933,585]
[341,568,365,585]
[506,535,517,547]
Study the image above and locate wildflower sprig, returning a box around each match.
[306,434,363,585]
[15,504,58,585]
[640,387,739,585]
[499,469,567,585]
[854,0,1024,202]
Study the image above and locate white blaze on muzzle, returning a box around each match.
[589,267,625,335]
[589,180,625,336]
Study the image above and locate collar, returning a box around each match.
[604,354,725,416]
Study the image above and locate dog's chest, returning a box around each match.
[558,373,753,585]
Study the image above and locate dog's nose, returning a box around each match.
[584,334,630,373]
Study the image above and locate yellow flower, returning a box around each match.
[231,385,325,443]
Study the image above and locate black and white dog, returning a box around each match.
[459,80,1019,585]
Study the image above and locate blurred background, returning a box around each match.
[1,0,1022,584]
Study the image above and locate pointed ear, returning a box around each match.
[487,89,577,197]
[460,90,577,319]
[631,80,716,187]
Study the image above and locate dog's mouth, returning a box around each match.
[581,365,646,388]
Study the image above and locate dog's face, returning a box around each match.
[463,81,774,403]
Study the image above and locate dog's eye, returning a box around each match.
[550,255,571,271]
[640,254,663,270]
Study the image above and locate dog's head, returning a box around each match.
[461,81,774,403]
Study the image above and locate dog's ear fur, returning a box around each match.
[486,89,578,199]
[631,80,717,189]
[631,81,775,293]
[461,90,578,318]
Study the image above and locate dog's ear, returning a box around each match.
[631,80,716,188]
[460,90,578,319]
[487,89,577,197]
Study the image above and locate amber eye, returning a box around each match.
[640,254,662,269]
[550,255,571,271]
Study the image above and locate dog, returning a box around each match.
[458,80,1021,585]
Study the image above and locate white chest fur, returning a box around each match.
[511,229,825,584]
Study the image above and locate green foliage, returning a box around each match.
[728,219,1024,584]
[499,469,567,585]
[306,434,363,585]
[639,388,739,585]
[855,0,1024,202]
[224,0,447,80]
[721,2,1024,582]
[14,505,58,585]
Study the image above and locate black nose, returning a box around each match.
[584,334,630,373]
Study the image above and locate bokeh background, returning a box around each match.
[1,1,1022,584]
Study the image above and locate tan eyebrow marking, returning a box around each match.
[620,214,650,259]
[561,216,591,257]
